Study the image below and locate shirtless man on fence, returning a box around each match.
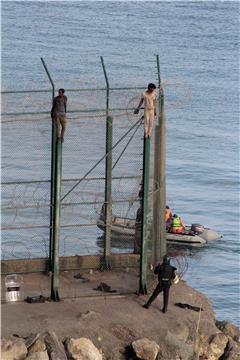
[51,88,67,143]
[134,83,157,138]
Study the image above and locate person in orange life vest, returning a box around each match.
[166,205,172,231]
[170,214,185,234]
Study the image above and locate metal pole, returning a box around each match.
[100,56,112,270]
[51,141,62,301]
[158,91,167,257]
[40,57,56,271]
[139,136,151,294]
[153,125,161,263]
[153,55,166,261]
[100,56,109,117]
[103,115,113,270]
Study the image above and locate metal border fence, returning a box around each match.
[2,55,167,299]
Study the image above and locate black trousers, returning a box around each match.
[146,281,171,311]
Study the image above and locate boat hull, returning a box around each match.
[97,217,221,247]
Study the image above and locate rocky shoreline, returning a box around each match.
[1,272,240,360]
[2,318,240,360]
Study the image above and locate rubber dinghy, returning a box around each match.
[97,216,222,247]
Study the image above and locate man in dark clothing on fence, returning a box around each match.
[51,88,67,142]
[143,256,176,313]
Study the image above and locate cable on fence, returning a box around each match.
[112,117,143,170]
[61,115,143,202]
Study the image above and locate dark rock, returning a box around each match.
[44,331,68,360]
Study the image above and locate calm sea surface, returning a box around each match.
[2,1,239,326]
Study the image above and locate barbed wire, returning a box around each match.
[167,249,189,277]
[1,77,191,124]
[2,79,191,261]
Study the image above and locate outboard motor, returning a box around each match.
[191,224,204,234]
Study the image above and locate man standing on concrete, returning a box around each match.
[51,88,67,142]
[143,256,176,313]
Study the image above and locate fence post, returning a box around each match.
[40,57,56,271]
[139,136,151,294]
[100,56,112,270]
[51,140,62,301]
[153,55,166,263]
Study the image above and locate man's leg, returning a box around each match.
[54,116,61,140]
[143,282,162,308]
[144,112,150,138]
[59,115,67,142]
[147,115,154,138]
[162,284,170,313]
[148,110,154,137]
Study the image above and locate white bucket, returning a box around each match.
[5,274,23,302]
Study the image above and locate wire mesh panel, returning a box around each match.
[1,85,157,270]
[59,87,147,263]
[2,90,52,261]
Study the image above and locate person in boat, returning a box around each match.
[134,83,157,138]
[170,214,185,234]
[142,256,177,313]
[166,205,172,231]
[100,203,106,221]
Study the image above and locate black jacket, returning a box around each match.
[154,262,176,285]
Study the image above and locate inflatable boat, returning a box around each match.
[97,216,222,247]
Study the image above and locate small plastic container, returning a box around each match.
[5,274,23,302]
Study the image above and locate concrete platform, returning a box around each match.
[1,268,141,302]
[1,268,220,360]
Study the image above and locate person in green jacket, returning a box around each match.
[170,214,185,234]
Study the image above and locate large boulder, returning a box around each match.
[26,351,49,360]
[28,339,46,354]
[1,337,28,360]
[203,332,228,360]
[131,338,160,360]
[25,334,40,349]
[220,337,240,360]
[216,320,240,342]
[195,334,209,357]
[165,331,194,360]
[44,331,67,360]
[65,337,102,360]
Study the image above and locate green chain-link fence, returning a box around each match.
[1,84,154,265]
